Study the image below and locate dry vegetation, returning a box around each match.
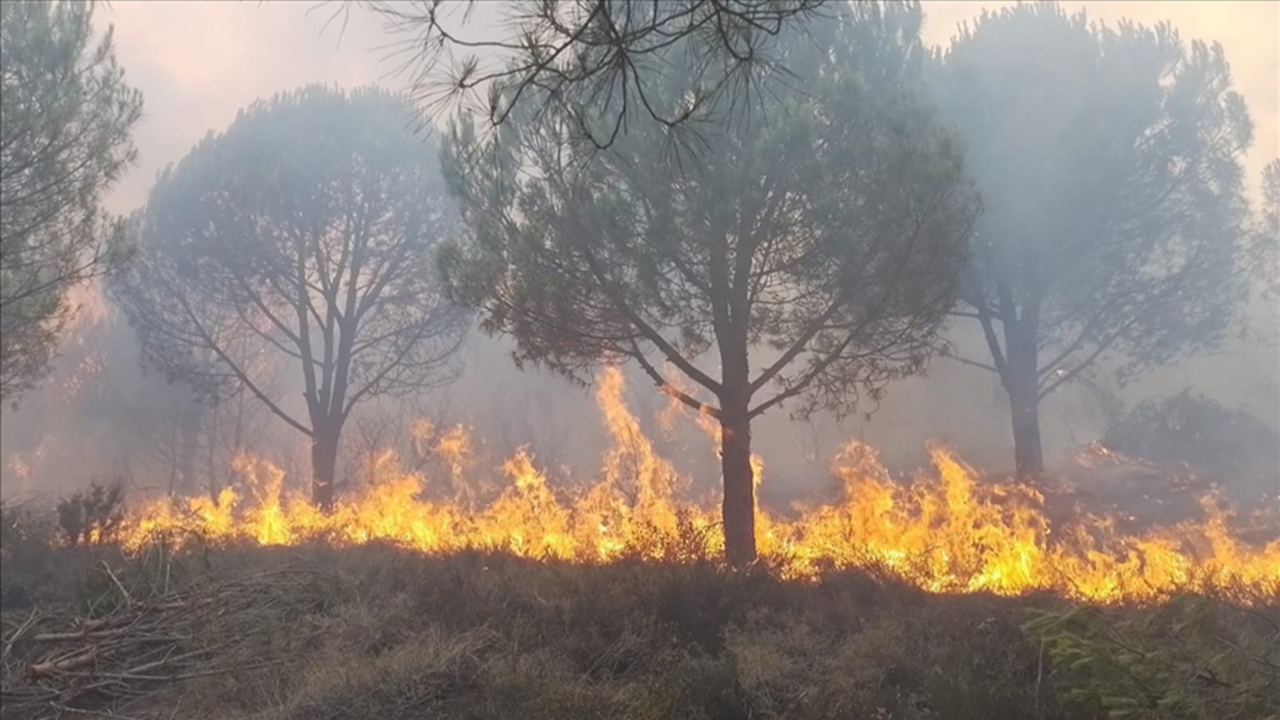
[2,506,1277,720]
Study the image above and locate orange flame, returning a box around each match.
[118,367,1279,604]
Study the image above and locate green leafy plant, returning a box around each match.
[1025,597,1280,720]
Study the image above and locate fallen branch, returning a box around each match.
[1,558,328,719]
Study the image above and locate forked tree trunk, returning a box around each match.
[310,420,341,511]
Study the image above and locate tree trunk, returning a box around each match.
[719,404,756,568]
[1010,388,1043,478]
[205,406,220,501]
[310,420,341,511]
[716,299,756,568]
[178,413,200,495]
[1004,345,1044,479]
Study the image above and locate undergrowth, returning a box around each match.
[1,511,1277,720]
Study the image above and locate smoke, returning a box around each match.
[1,1,1276,505]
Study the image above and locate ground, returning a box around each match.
[2,534,1277,720]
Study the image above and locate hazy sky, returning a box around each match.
[6,1,1274,496]
[95,0,1278,217]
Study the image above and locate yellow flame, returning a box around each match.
[118,367,1280,605]
[415,419,476,507]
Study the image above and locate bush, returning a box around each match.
[1025,596,1280,720]
[1103,390,1280,495]
[1,501,61,611]
[4,538,1276,720]
[54,479,125,546]
[0,502,23,554]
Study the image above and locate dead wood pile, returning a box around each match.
[1,552,327,720]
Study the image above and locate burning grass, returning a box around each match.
[110,367,1279,605]
[3,368,1278,718]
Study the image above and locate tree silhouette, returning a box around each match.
[439,2,976,565]
[933,3,1254,477]
[113,86,467,508]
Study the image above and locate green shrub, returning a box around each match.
[1103,390,1279,495]
[0,501,58,611]
[1025,596,1280,720]
[55,478,125,546]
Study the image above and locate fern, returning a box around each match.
[1025,598,1280,720]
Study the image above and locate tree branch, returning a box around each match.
[630,341,722,420]
[575,236,724,395]
[945,354,1000,373]
[172,291,313,438]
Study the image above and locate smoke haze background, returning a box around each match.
[2,0,1276,503]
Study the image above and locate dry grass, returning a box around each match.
[2,528,1277,720]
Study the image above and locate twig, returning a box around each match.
[2,561,334,718]
[1,609,45,662]
[49,703,147,720]
[99,560,132,608]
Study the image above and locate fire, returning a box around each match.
[117,368,1279,604]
